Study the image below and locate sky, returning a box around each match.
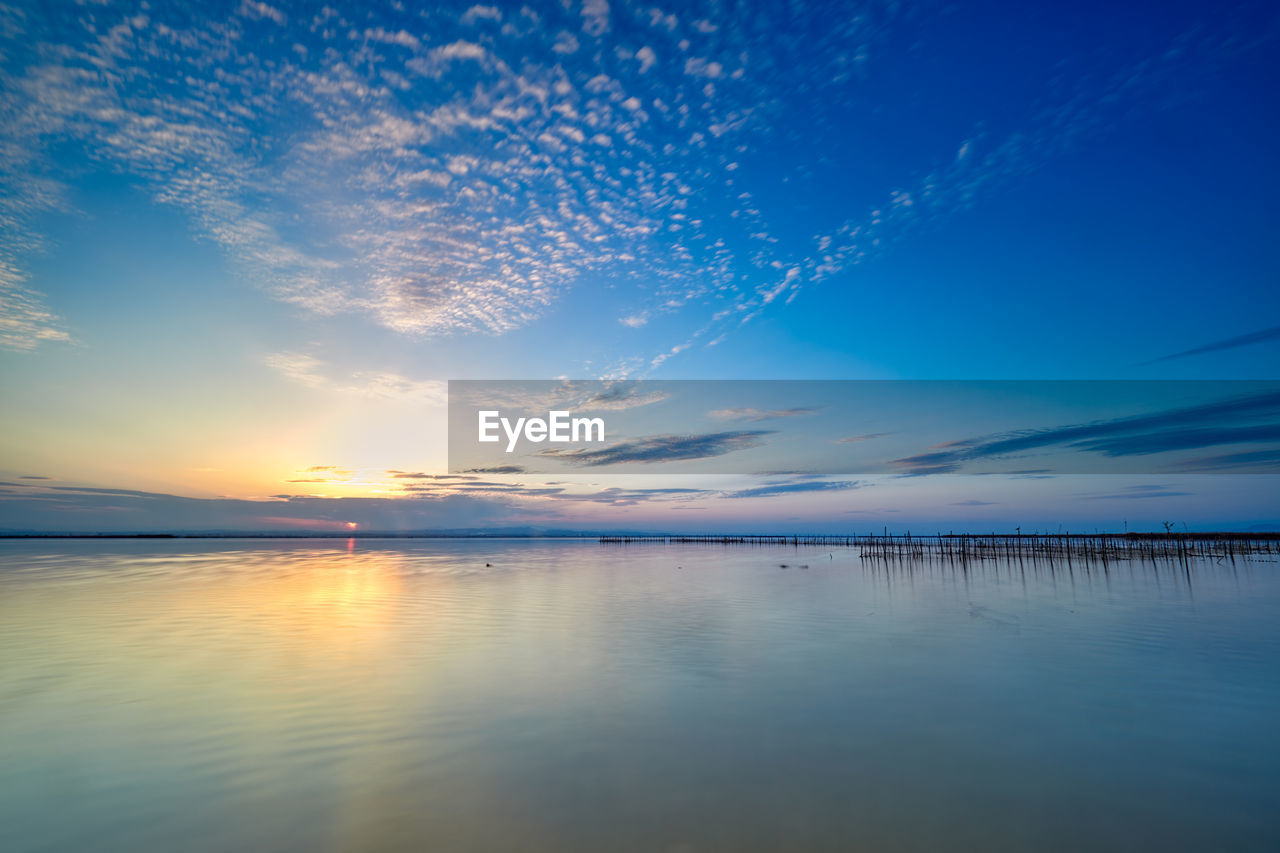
[1,0,1278,533]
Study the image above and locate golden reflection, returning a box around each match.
[191,546,409,659]
[0,545,468,850]
[0,544,427,686]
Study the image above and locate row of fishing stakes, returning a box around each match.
[599,532,1279,563]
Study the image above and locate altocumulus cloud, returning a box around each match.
[0,0,1260,372]
[0,0,887,354]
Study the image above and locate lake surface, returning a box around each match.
[2,538,1278,852]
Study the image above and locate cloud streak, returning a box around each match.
[723,479,864,499]
[1140,325,1280,365]
[541,430,772,466]
[264,352,445,402]
[891,390,1280,475]
[709,407,819,422]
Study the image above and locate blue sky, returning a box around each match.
[1,0,1278,532]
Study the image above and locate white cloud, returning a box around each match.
[552,30,580,55]
[397,169,453,188]
[363,28,420,50]
[9,0,1141,370]
[684,57,723,78]
[635,45,657,73]
[431,39,487,61]
[0,265,73,351]
[3,3,790,349]
[0,126,72,351]
[580,0,611,37]
[264,351,446,403]
[461,5,502,25]
[240,1,286,26]
[647,10,678,31]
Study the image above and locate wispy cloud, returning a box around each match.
[1178,447,1280,471]
[366,469,713,507]
[0,482,526,533]
[387,471,476,480]
[460,6,502,26]
[0,133,73,350]
[891,390,1280,475]
[1082,485,1194,501]
[575,381,669,411]
[835,433,890,443]
[542,430,772,466]
[1072,425,1280,457]
[544,486,706,507]
[709,407,819,422]
[1140,325,1280,365]
[0,263,73,351]
[264,352,445,403]
[723,479,864,499]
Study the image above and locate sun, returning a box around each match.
[346,522,358,530]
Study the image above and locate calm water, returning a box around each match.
[1,538,1278,852]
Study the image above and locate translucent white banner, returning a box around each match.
[448,380,1280,475]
